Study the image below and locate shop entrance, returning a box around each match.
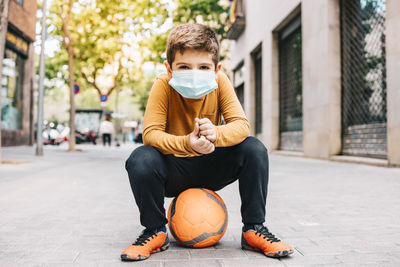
[340,0,387,158]
[278,16,303,151]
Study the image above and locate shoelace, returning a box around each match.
[133,229,158,246]
[255,226,280,243]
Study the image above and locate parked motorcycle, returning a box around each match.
[42,125,69,145]
[75,128,98,145]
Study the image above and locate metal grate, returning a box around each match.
[278,17,302,151]
[340,0,387,158]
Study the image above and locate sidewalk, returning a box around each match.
[1,143,400,266]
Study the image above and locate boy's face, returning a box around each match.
[164,49,221,76]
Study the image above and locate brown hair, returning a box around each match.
[166,23,220,69]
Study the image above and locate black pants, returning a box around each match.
[103,133,111,146]
[125,136,269,229]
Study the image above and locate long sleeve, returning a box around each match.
[142,78,199,156]
[214,72,250,147]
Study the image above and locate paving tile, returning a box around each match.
[189,249,247,259]
[220,258,284,266]
[279,254,343,265]
[164,259,221,267]
[334,251,398,265]
[147,250,190,261]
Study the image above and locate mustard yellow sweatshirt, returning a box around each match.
[143,71,250,157]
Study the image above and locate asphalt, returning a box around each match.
[1,142,400,266]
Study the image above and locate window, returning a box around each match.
[254,50,262,135]
[1,48,24,130]
[340,0,387,158]
[278,16,303,151]
[16,0,24,6]
[233,63,245,107]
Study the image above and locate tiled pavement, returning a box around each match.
[1,143,400,266]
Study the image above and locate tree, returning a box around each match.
[144,0,230,63]
[46,0,170,146]
[60,0,77,151]
[48,0,169,98]
[138,0,230,113]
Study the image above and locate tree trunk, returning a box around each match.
[67,46,76,151]
[61,0,76,152]
[0,0,10,163]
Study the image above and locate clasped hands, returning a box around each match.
[189,118,216,154]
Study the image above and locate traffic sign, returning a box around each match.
[100,94,108,102]
[74,83,80,94]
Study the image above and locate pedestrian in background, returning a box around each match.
[99,114,114,147]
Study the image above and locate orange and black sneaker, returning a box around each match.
[241,224,294,258]
[121,226,169,261]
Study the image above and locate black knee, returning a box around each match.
[237,136,269,166]
[125,146,166,185]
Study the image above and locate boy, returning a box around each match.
[122,23,293,261]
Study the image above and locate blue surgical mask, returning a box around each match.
[168,70,218,99]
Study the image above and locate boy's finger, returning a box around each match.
[206,134,216,140]
[198,118,212,125]
[198,135,207,145]
[193,122,200,135]
[199,142,210,153]
[198,142,210,153]
[199,124,212,131]
[199,136,211,146]
[205,143,215,154]
[200,129,213,136]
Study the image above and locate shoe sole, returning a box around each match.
[242,243,294,258]
[120,243,170,261]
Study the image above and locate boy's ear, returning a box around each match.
[164,60,172,77]
[216,62,222,73]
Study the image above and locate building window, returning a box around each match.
[340,0,387,158]
[16,0,24,6]
[253,50,262,135]
[278,16,303,151]
[233,62,245,107]
[1,48,24,130]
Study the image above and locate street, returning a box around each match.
[1,143,400,266]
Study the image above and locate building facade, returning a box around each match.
[1,0,37,146]
[227,0,400,166]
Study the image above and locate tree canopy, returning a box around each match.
[44,0,230,115]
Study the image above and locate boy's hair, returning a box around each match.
[166,23,220,69]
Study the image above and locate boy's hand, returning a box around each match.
[197,118,217,143]
[189,120,215,154]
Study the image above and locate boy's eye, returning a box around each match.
[178,65,190,69]
[199,66,210,70]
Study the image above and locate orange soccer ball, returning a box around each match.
[167,188,228,248]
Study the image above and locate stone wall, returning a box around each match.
[342,123,387,158]
[280,131,303,151]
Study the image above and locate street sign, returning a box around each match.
[74,83,80,94]
[100,94,108,102]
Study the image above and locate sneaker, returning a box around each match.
[241,224,294,258]
[121,227,169,261]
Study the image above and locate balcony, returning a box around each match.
[226,0,245,40]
